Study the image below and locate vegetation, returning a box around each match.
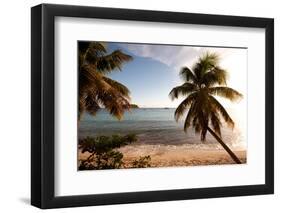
[78,41,133,120]
[132,155,151,168]
[78,134,151,170]
[169,52,243,164]
[130,104,139,108]
[78,43,152,170]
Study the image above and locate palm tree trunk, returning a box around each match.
[207,126,242,164]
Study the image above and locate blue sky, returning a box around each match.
[106,42,247,108]
[107,43,181,107]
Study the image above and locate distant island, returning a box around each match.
[130,104,139,108]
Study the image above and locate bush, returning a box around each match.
[131,155,151,168]
[79,134,138,170]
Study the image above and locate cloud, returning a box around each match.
[118,43,230,70]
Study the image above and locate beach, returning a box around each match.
[78,144,246,168]
[120,145,246,167]
[79,108,247,169]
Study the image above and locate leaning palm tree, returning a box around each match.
[169,52,243,164]
[79,41,133,120]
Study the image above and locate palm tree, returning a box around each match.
[169,52,243,164]
[79,41,133,120]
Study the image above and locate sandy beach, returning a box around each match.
[78,144,246,169]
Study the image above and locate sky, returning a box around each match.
[106,42,247,109]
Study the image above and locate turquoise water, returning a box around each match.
[79,108,245,148]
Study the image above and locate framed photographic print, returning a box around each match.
[31,4,274,209]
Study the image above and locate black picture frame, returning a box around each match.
[31,3,274,209]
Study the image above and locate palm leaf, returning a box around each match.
[209,86,242,101]
[84,94,100,116]
[102,76,130,98]
[174,93,198,121]
[192,52,220,81]
[209,110,222,136]
[183,102,196,132]
[179,67,196,82]
[78,42,133,120]
[208,95,234,128]
[96,90,130,120]
[79,42,107,66]
[169,83,198,100]
[202,67,228,86]
[96,50,133,74]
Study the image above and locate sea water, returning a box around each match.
[79,108,246,150]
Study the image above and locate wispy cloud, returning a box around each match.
[118,43,230,70]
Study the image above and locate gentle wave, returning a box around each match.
[79,108,246,150]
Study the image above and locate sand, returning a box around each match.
[120,145,246,167]
[78,144,246,168]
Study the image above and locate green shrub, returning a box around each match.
[79,134,137,170]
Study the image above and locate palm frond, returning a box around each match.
[183,102,196,132]
[78,42,133,120]
[86,42,107,58]
[193,62,203,81]
[193,52,220,81]
[202,67,228,86]
[209,110,222,136]
[96,90,131,120]
[209,86,243,102]
[179,67,196,83]
[193,116,201,133]
[174,93,198,121]
[200,128,208,141]
[79,65,111,97]
[96,50,133,74]
[169,83,198,100]
[102,76,130,98]
[208,95,234,128]
[191,105,208,141]
[84,95,100,116]
[79,42,107,66]
[199,52,220,68]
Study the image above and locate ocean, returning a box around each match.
[79,108,246,150]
